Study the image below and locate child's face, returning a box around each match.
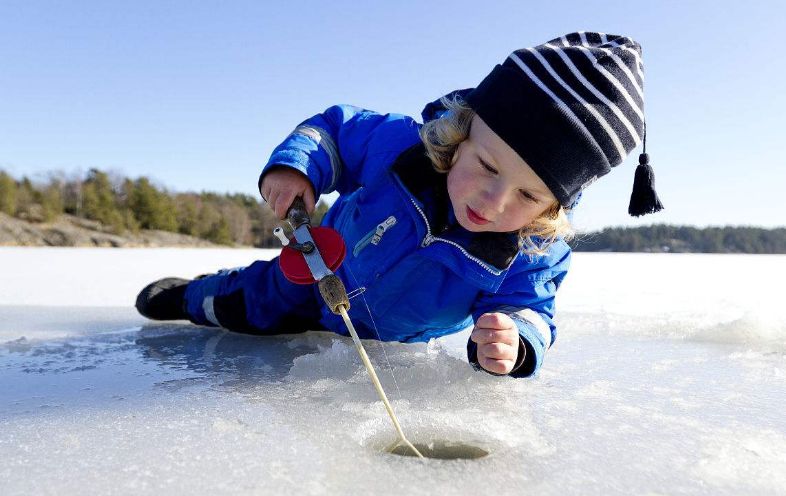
[447,115,557,233]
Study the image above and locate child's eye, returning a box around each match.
[479,158,497,174]
[519,190,538,203]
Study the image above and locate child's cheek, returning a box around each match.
[446,167,467,208]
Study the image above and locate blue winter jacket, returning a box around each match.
[259,99,571,378]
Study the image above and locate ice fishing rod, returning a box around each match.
[273,197,423,459]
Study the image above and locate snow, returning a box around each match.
[1,248,785,495]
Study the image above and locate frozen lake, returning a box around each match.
[1,248,785,495]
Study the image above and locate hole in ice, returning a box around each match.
[386,439,489,460]
[365,424,491,460]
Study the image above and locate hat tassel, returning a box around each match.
[628,152,664,216]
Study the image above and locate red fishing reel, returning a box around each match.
[278,226,346,284]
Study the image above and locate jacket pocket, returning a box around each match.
[352,215,397,257]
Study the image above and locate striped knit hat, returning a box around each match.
[465,31,663,216]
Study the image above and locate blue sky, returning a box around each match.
[1,0,784,230]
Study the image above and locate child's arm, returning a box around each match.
[258,105,420,211]
[468,242,571,378]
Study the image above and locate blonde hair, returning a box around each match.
[419,96,574,255]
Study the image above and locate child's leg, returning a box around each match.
[183,258,324,335]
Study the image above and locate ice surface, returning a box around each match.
[1,248,785,495]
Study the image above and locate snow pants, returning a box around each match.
[183,258,326,335]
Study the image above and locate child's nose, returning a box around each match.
[482,184,509,214]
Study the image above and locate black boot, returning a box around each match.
[135,277,190,320]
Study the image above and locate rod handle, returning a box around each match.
[286,197,310,230]
[318,274,350,314]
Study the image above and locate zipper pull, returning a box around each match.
[422,234,434,247]
[371,216,397,245]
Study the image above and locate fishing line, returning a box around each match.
[344,263,406,403]
[277,198,421,457]
[336,305,423,458]
[342,264,426,458]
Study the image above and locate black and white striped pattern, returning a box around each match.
[466,32,647,208]
[513,32,644,162]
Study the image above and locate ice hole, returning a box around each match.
[386,439,489,460]
[366,429,491,460]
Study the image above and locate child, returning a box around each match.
[136,32,661,378]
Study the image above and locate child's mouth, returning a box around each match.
[466,206,489,225]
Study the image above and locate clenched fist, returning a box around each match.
[260,167,316,219]
[470,312,520,375]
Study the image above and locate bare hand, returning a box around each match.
[470,313,520,375]
[260,167,316,219]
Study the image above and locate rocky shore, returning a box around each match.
[0,213,221,247]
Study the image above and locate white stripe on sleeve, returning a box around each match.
[514,308,552,348]
[292,124,343,191]
[202,296,220,327]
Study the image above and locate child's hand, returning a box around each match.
[260,167,316,219]
[471,313,519,375]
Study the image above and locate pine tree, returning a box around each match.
[0,171,17,215]
[15,177,40,221]
[205,216,233,245]
[40,183,64,222]
[129,177,177,231]
[175,194,199,236]
[81,169,124,232]
[117,179,140,232]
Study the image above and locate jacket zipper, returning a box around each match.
[408,197,504,276]
[353,215,397,257]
